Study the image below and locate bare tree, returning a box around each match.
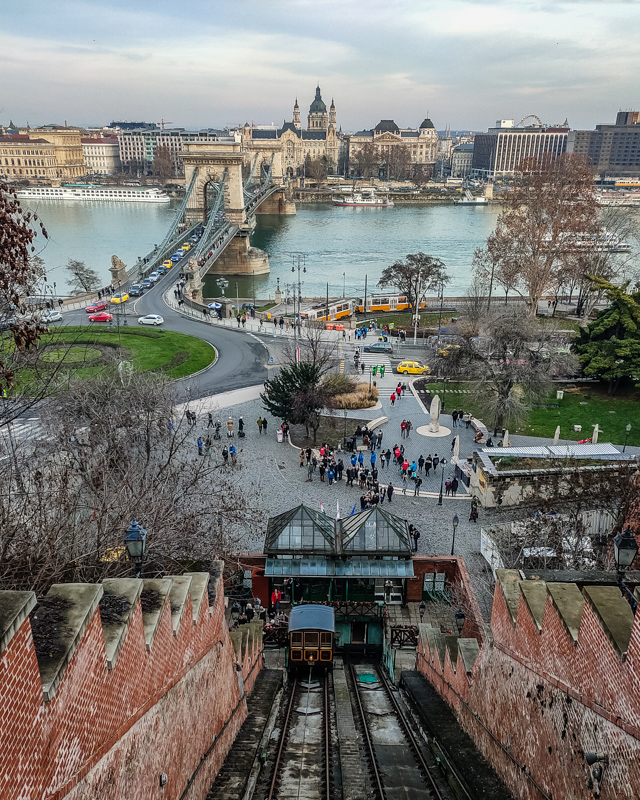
[281,323,339,375]
[353,144,379,179]
[152,145,174,183]
[65,259,100,293]
[378,252,449,314]
[474,154,598,317]
[0,371,259,594]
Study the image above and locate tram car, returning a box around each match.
[354,294,427,314]
[287,604,335,672]
[300,299,355,323]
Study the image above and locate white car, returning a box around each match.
[148,272,160,283]
[42,310,63,323]
[138,314,164,326]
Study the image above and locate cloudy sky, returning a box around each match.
[2,0,639,132]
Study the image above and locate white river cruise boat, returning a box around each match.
[333,188,393,207]
[16,184,171,203]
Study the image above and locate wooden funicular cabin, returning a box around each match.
[264,504,414,655]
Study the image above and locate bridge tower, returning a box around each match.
[182,140,247,228]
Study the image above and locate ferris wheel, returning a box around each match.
[518,114,543,127]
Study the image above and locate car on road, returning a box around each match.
[110,292,129,304]
[88,312,113,323]
[171,252,183,262]
[129,284,143,296]
[157,265,167,275]
[42,310,63,323]
[141,278,152,289]
[0,317,18,331]
[396,360,430,375]
[148,272,160,283]
[85,300,109,313]
[162,260,173,269]
[241,302,255,311]
[181,243,191,251]
[137,314,164,326]
[439,344,461,357]
[363,341,393,355]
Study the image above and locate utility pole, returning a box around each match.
[413,271,422,346]
[326,282,329,322]
[363,274,368,316]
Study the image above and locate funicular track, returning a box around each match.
[347,662,450,800]
[264,670,333,800]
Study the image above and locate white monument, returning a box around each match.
[428,395,441,433]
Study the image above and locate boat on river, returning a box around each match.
[456,189,488,205]
[333,188,393,207]
[17,184,171,203]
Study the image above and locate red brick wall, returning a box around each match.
[416,571,640,800]
[0,577,263,800]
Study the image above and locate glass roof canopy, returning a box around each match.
[264,504,411,557]
[265,556,415,578]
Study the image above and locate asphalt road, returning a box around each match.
[56,269,268,400]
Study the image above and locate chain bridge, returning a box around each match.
[115,139,295,301]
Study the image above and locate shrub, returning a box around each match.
[332,384,379,409]
[322,373,357,397]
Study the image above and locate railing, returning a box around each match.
[197,222,238,279]
[263,626,288,647]
[390,626,419,648]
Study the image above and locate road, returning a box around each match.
[55,267,269,401]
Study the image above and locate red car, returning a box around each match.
[85,300,109,313]
[88,312,113,323]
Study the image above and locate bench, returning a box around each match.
[471,418,489,443]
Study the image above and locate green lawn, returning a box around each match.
[357,312,445,329]
[22,326,216,383]
[421,381,640,447]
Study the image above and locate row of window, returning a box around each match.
[3,158,52,167]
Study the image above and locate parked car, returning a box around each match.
[42,310,63,323]
[129,284,143,296]
[396,360,430,375]
[137,314,164,326]
[85,300,109,313]
[109,292,129,304]
[363,341,393,354]
[88,312,113,323]
[0,317,17,332]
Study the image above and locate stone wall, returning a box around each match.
[0,567,263,800]
[416,569,640,800]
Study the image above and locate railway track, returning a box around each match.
[348,662,449,800]
[265,671,333,800]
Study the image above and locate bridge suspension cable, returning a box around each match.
[243,154,260,194]
[154,167,200,256]
[190,170,227,264]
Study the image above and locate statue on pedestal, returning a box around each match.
[428,395,441,433]
[109,255,127,287]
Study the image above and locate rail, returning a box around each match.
[348,663,385,798]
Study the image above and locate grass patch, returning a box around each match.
[357,312,445,330]
[41,346,102,364]
[28,327,215,382]
[256,302,276,312]
[332,385,379,410]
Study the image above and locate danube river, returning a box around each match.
[23,198,499,298]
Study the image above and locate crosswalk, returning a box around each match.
[354,354,396,390]
[0,418,47,460]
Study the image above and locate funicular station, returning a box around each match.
[260,504,414,654]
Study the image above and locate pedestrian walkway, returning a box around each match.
[0,417,47,460]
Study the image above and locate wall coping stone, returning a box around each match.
[165,575,193,635]
[546,583,584,644]
[445,635,459,671]
[433,630,447,669]
[583,585,635,658]
[496,569,522,623]
[141,578,172,651]
[183,572,210,620]
[0,590,36,654]
[458,639,480,674]
[37,583,104,702]
[101,578,143,669]
[519,581,547,632]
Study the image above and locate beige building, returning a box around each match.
[0,135,58,182]
[81,137,121,175]
[26,126,86,180]
[346,118,439,175]
[239,86,340,177]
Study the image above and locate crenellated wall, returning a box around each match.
[416,569,640,800]
[0,567,263,800]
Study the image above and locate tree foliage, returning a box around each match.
[575,277,640,395]
[378,252,449,312]
[261,362,330,442]
[473,154,598,316]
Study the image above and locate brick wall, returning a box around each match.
[416,569,640,800]
[0,569,263,800]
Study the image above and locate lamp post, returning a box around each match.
[343,408,349,449]
[454,609,465,636]
[623,423,632,453]
[343,272,346,299]
[235,281,239,314]
[437,458,448,506]
[124,519,147,578]
[451,513,459,556]
[291,255,306,342]
[613,526,638,613]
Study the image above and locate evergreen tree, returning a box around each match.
[261,362,329,442]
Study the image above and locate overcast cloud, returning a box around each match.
[2,0,639,132]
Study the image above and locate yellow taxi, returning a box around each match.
[440,344,461,357]
[110,292,130,304]
[162,260,173,269]
[181,243,191,251]
[396,360,430,375]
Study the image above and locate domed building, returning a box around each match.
[240,85,340,179]
[346,117,439,178]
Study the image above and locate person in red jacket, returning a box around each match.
[271,588,281,612]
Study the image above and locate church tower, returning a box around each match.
[329,98,336,130]
[293,98,300,130]
[308,85,328,131]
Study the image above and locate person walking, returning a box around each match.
[257,416,263,435]
[319,463,326,482]
[358,451,364,468]
[445,480,451,497]
[451,477,459,496]
[406,419,412,437]
[470,497,479,523]
[452,410,458,427]
[262,417,268,434]
[207,412,214,428]
[425,455,432,477]
[222,445,229,464]
[238,417,244,435]
[300,449,306,468]
[307,462,314,482]
[387,482,394,502]
[396,383,402,400]
[385,448,392,467]
[370,450,376,467]
[197,436,203,456]
[327,466,335,486]
[390,392,396,406]
[271,588,281,612]
[433,454,439,470]
[380,451,386,469]
[401,420,407,439]
[418,455,425,473]
[227,417,234,437]
[414,476,423,496]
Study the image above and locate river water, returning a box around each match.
[23,198,499,298]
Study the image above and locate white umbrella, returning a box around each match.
[207,302,222,309]
[592,424,599,444]
[503,429,509,447]
[451,435,460,465]
[553,425,560,445]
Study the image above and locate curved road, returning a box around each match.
[59,271,268,400]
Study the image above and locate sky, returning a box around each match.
[2,0,639,133]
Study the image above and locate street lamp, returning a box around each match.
[291,255,306,341]
[343,408,349,449]
[437,458,448,506]
[451,514,459,556]
[613,527,638,612]
[454,609,465,636]
[623,423,632,453]
[124,519,147,578]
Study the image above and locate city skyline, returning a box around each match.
[2,0,639,132]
